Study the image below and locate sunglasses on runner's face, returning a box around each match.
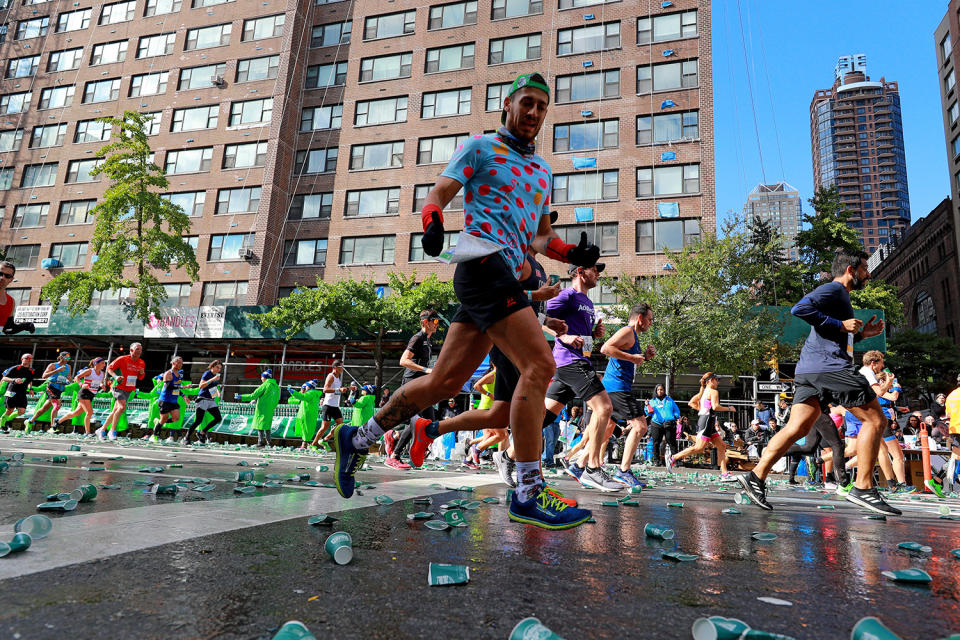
[0,272,13,279]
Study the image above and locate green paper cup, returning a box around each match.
[324,532,353,565]
[77,484,98,503]
[52,456,67,464]
[735,492,751,505]
[0,542,10,558]
[443,510,467,527]
[14,515,53,540]
[428,562,469,586]
[425,520,450,531]
[235,471,254,482]
[850,617,902,640]
[374,495,394,505]
[308,514,338,526]
[37,499,77,512]
[68,445,81,451]
[11,452,23,461]
[192,484,216,492]
[407,512,434,520]
[509,617,565,640]
[151,484,179,496]
[662,550,698,562]
[47,490,83,502]
[667,502,684,508]
[8,532,32,553]
[644,523,675,540]
[881,568,931,584]
[272,620,317,640]
[738,631,797,640]
[234,485,256,494]
[897,541,932,553]
[752,532,778,541]
[691,616,751,640]
[630,486,643,494]
[723,508,741,515]
[0,462,8,473]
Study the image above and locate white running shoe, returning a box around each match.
[95,428,106,441]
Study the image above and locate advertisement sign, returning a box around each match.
[13,305,52,328]
[195,306,226,338]
[241,356,338,381]
[144,307,198,338]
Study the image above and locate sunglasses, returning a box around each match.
[0,272,14,279]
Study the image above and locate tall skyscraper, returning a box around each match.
[742,182,802,261]
[0,0,715,309]
[809,54,910,254]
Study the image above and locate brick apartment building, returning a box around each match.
[0,0,714,310]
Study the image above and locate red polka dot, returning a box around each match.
[475,150,481,154]
[525,184,531,192]
[515,266,521,273]
[501,185,514,193]
[544,196,550,206]
[519,220,526,231]
[538,178,547,188]
[481,222,492,233]
[497,228,504,236]
[478,184,490,196]
[489,169,497,176]
[526,231,533,241]
[503,205,509,211]
[511,166,522,176]
[495,157,506,164]
[524,165,533,175]
[520,243,527,253]
[470,230,481,236]
[465,191,473,203]
[516,198,525,208]
[465,213,473,225]
[494,196,501,203]
[482,208,491,214]
[463,166,473,178]
[529,212,536,220]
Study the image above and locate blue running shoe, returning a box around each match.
[332,423,367,499]
[508,488,592,530]
[612,468,642,487]
[560,457,584,483]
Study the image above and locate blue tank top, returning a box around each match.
[49,364,71,390]
[197,369,218,399]
[159,370,182,404]
[601,330,640,393]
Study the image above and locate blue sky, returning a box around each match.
[711,0,950,228]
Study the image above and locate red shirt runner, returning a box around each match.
[108,355,146,391]
[0,293,15,328]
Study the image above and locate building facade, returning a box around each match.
[809,54,910,255]
[935,3,960,274]
[0,0,714,310]
[742,181,802,261]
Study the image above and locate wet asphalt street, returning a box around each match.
[1,432,959,640]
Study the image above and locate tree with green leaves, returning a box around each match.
[252,272,457,391]
[886,329,960,403]
[796,186,863,277]
[41,112,199,323]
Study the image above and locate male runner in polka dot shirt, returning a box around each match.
[334,72,602,530]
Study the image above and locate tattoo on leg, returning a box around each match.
[375,390,421,430]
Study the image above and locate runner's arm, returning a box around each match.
[322,373,338,394]
[474,369,496,396]
[790,291,844,332]
[421,177,464,219]
[599,326,643,364]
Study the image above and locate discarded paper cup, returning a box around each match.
[443,510,467,527]
[897,541,932,554]
[47,490,83,502]
[691,616,751,640]
[509,617,565,640]
[52,456,67,464]
[644,523,675,540]
[7,532,32,554]
[324,532,353,565]
[374,495,394,506]
[37,499,77,512]
[0,462,8,473]
[308,514,338,526]
[850,617,902,640]
[428,562,469,586]
[735,492,751,505]
[234,485,256,494]
[235,470,254,482]
[11,452,23,461]
[13,515,53,540]
[424,520,450,531]
[0,542,10,558]
[881,568,932,584]
[77,484,98,503]
[407,512,433,520]
[151,484,179,496]
[272,620,317,640]
[662,550,698,562]
[752,532,778,541]
[738,631,797,640]
[68,445,81,452]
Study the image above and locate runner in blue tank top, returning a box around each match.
[153,356,191,442]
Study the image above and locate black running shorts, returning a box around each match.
[451,253,530,333]
[79,388,96,401]
[696,414,720,440]
[546,359,606,404]
[490,346,520,403]
[882,421,897,442]
[609,391,644,423]
[322,405,343,421]
[159,401,179,415]
[47,386,64,400]
[4,393,27,410]
[792,368,877,413]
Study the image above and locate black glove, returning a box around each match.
[421,211,445,257]
[3,320,35,335]
[567,231,600,268]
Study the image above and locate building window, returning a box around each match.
[410,232,457,262]
[636,218,700,252]
[301,104,342,131]
[223,142,268,169]
[137,32,175,58]
[311,20,351,47]
[552,170,617,204]
[57,200,96,225]
[229,98,273,126]
[208,233,254,261]
[364,11,414,40]
[143,112,162,136]
[359,53,413,82]
[66,159,101,183]
[178,63,226,91]
[4,245,41,269]
[488,33,541,64]
[289,193,332,219]
[6,56,39,79]
[283,239,327,266]
[129,72,169,97]
[555,222,617,255]
[83,78,121,103]
[418,134,468,164]
[491,0,542,20]
[29,124,65,148]
[915,291,936,333]
[91,40,128,65]
[193,0,234,7]
[171,105,219,132]
[350,141,404,170]
[163,283,191,306]
[951,102,959,125]
[0,168,13,190]
[636,111,698,144]
[216,187,261,214]
[12,203,49,228]
[429,1,477,29]
[422,88,471,118]
[236,55,279,82]
[637,59,698,93]
[163,191,205,217]
[244,14,285,41]
[50,242,88,268]
[38,86,75,110]
[425,44,475,73]
[306,62,348,88]
[556,69,619,103]
[144,0,181,16]
[413,185,463,212]
[355,96,407,126]
[557,22,620,55]
[0,129,23,152]
[165,147,213,174]
[5,289,32,306]
[15,17,49,40]
[185,23,231,50]
[100,0,135,25]
[47,48,83,72]
[485,82,512,111]
[942,33,953,63]
[558,0,616,8]
[295,148,338,174]
[202,281,247,305]
[339,236,395,265]
[636,164,699,196]
[553,119,617,152]
[637,10,697,44]
[946,71,956,95]
[1,92,32,114]
[345,188,400,217]
[20,163,58,188]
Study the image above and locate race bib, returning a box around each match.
[125,375,138,386]
[581,336,594,353]
[4,389,15,398]
[211,388,221,399]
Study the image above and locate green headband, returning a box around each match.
[501,72,550,123]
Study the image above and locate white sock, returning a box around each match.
[352,418,384,450]
[515,461,542,502]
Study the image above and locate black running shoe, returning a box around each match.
[845,486,902,516]
[736,471,772,510]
